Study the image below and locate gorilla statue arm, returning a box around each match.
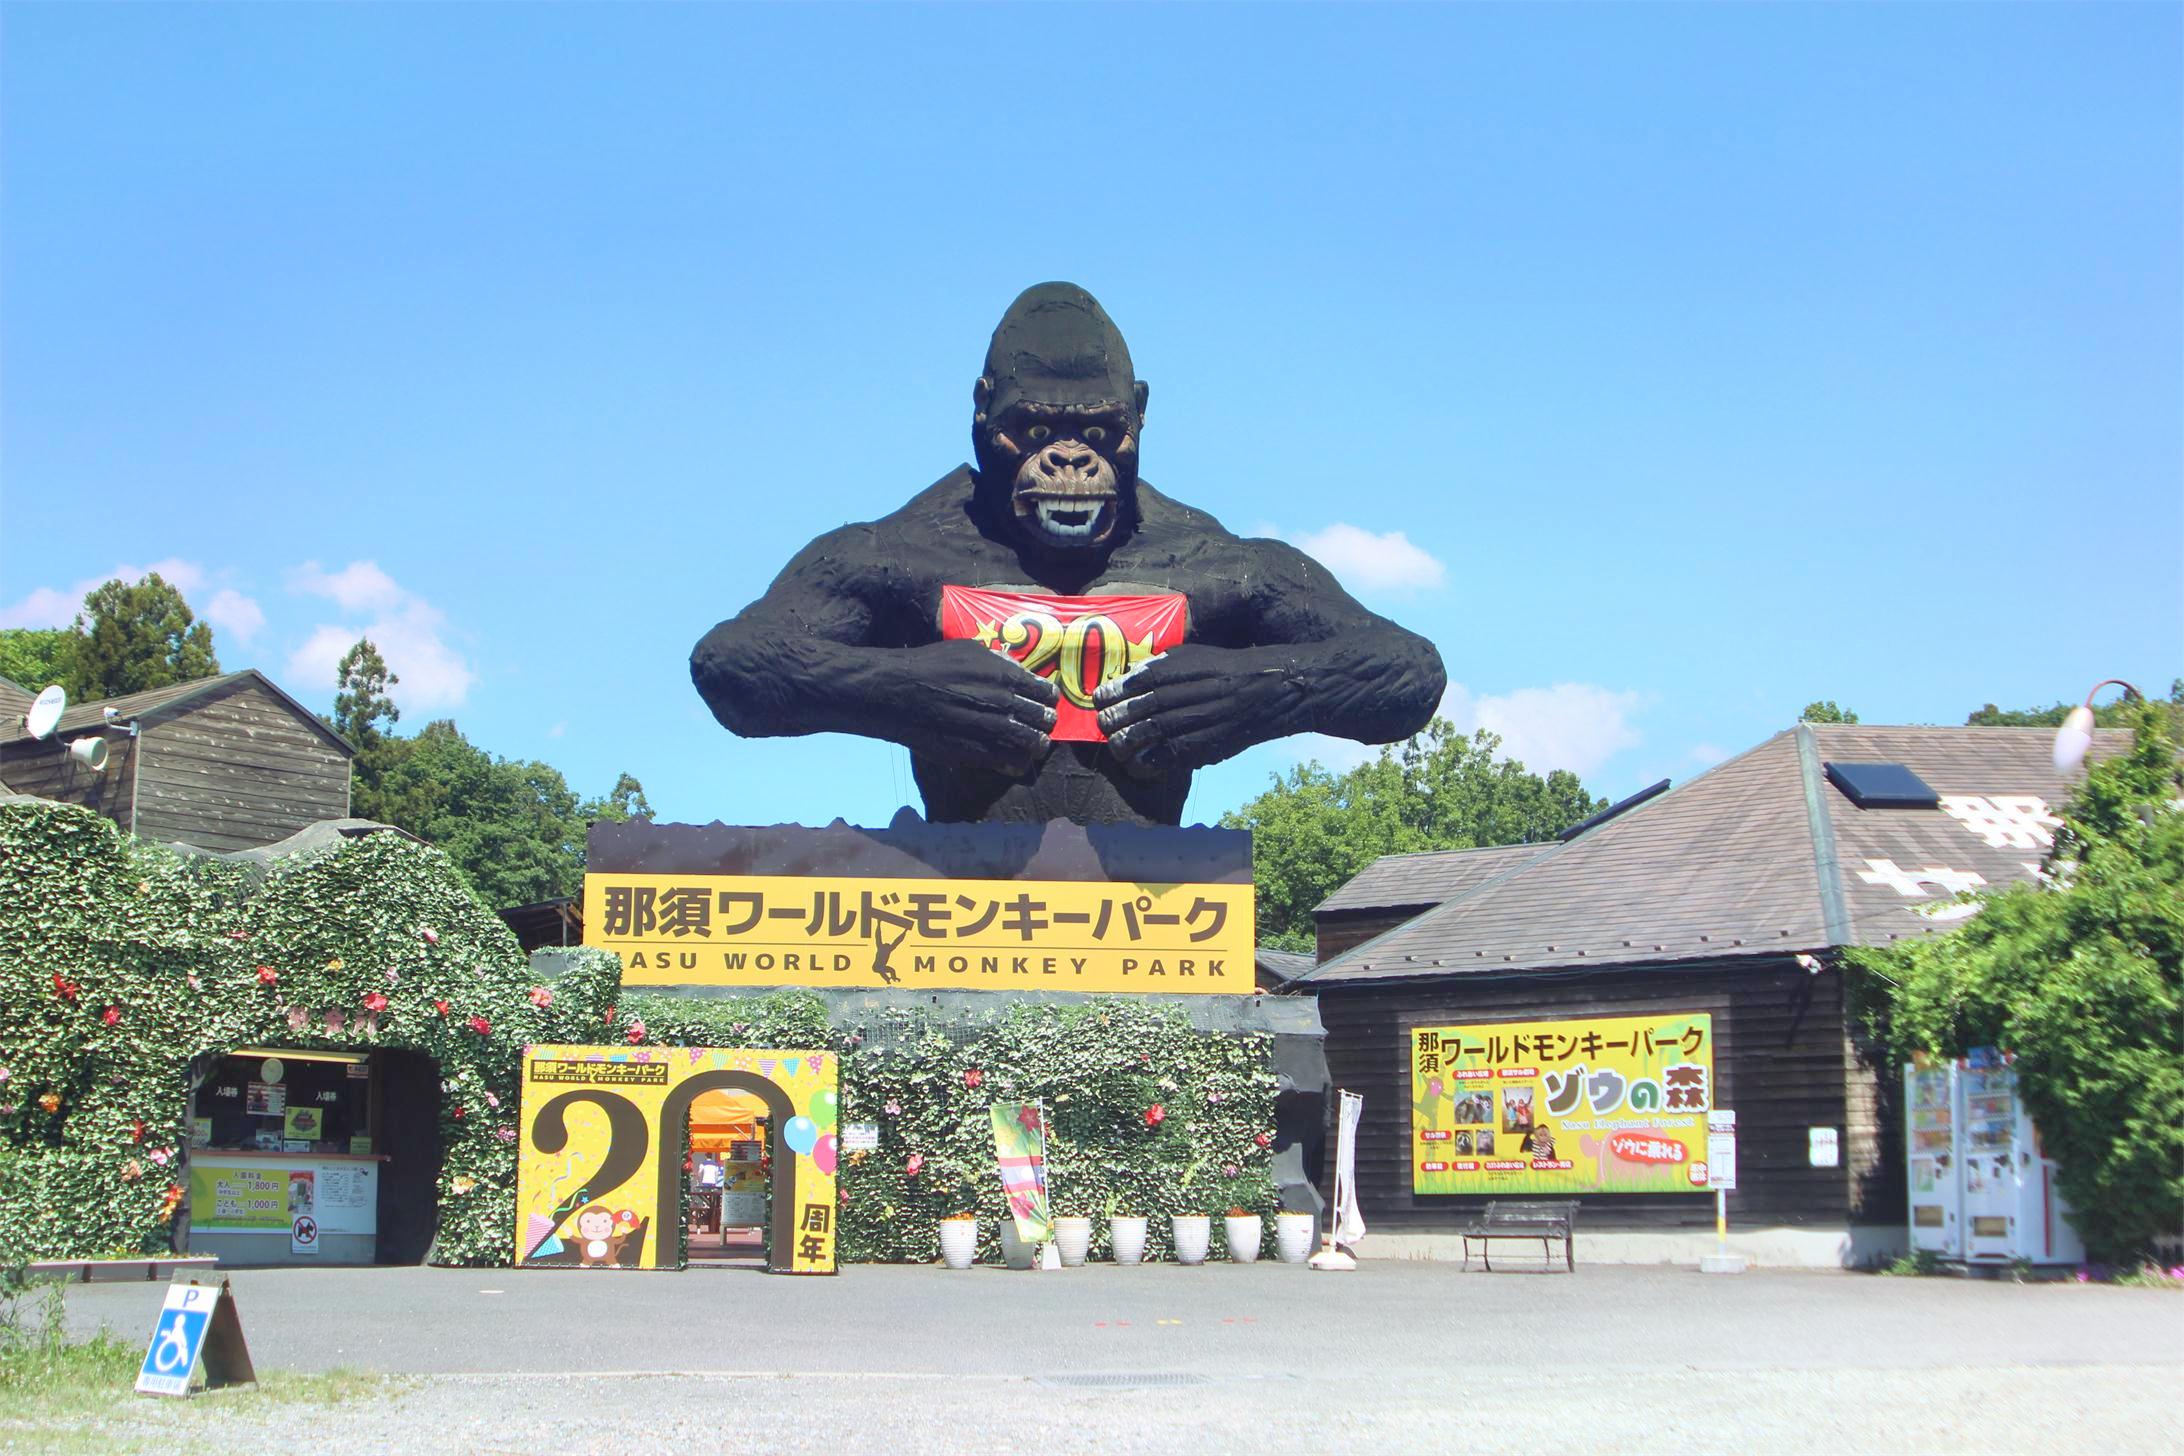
[689,519,1061,779]
[1093,530,1446,777]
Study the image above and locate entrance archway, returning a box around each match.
[657,1071,800,1272]
[514,1045,839,1274]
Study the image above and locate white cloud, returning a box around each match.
[1688,742,1729,769]
[283,561,474,711]
[1282,523,1446,592]
[288,560,405,614]
[204,588,266,646]
[1440,681,1643,778]
[0,557,208,630]
[547,721,567,739]
[1286,680,1646,781]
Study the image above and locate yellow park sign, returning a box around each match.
[583,872,1253,995]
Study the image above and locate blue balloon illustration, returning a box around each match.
[783,1116,819,1156]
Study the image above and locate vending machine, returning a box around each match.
[1904,1049,2083,1267]
[1904,1057,1960,1257]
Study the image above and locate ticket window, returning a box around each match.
[186,1049,385,1266]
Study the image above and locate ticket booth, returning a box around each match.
[182,1047,439,1266]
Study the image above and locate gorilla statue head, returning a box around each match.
[972,283,1150,555]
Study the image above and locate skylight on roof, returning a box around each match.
[1824,762,1939,809]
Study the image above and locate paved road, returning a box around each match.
[53,1261,2184,1454]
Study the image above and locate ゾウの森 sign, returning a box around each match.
[1409,1013,1715,1195]
[584,873,1251,995]
[515,1046,839,1274]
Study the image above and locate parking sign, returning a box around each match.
[134,1277,255,1398]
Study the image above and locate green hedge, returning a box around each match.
[0,798,1277,1266]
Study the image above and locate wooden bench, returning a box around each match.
[1461,1200,1579,1272]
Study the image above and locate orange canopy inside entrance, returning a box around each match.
[688,1088,766,1152]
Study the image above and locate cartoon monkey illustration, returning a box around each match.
[574,1206,623,1267]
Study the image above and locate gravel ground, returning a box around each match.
[45,1261,2184,1455]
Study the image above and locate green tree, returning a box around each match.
[1221,718,1603,949]
[68,573,220,700]
[331,638,400,749]
[1799,700,1859,724]
[0,628,73,692]
[1848,699,2183,1262]
[586,771,653,823]
[1968,679,2183,738]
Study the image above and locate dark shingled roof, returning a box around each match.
[0,669,354,756]
[1300,724,2133,986]
[1315,843,1552,915]
[0,676,34,721]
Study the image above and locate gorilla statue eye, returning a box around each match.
[1083,426,1106,444]
[1026,424,1051,443]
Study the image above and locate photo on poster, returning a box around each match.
[1451,1130,1473,1156]
[1502,1089,1534,1133]
[1453,1091,1494,1125]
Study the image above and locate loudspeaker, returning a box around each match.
[69,737,109,772]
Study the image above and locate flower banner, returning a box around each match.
[989,1102,1054,1244]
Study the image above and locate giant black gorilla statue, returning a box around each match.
[692,283,1446,826]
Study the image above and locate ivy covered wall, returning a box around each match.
[0,798,1279,1266]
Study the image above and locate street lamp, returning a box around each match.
[2052,679,2141,772]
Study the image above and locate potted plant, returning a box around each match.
[1168,1157,1213,1265]
[1106,1192,1149,1266]
[1275,1209,1317,1264]
[996,1218,1038,1270]
[1053,1211,1094,1266]
[938,1211,980,1270]
[1223,1206,1264,1264]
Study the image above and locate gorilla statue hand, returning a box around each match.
[1092,644,1299,776]
[894,639,1060,777]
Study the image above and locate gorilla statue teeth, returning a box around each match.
[691,282,1446,827]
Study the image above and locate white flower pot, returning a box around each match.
[1054,1216,1093,1266]
[1171,1214,1211,1266]
[939,1218,980,1269]
[1276,1212,1317,1265]
[998,1221,1037,1270]
[1223,1214,1264,1264]
[1109,1215,1148,1265]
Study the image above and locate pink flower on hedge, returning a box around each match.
[255,966,279,987]
[962,1068,984,1089]
[484,1092,500,1110]
[451,1105,467,1120]
[0,1067,10,1084]
[286,1007,308,1032]
[883,1098,902,1116]
[100,1006,121,1027]
[362,991,389,1013]
[528,986,553,1009]
[385,968,400,986]
[1254,1132,1272,1148]
[149,1148,171,1166]
[1144,1103,1166,1128]
[904,1153,925,1177]
[420,927,440,946]
[495,1127,516,1143]
[121,1159,142,1182]
[51,973,78,1001]
[433,999,450,1017]
[324,1010,346,1036]
[467,1015,491,1036]
[625,1020,647,1045]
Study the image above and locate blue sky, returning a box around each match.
[4,3,2177,828]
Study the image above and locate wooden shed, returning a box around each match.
[1290,723,2128,1266]
[0,670,353,852]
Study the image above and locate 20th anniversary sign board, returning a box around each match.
[583,820,1255,996]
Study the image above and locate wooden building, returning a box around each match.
[0,670,353,852]
[1290,723,2126,1266]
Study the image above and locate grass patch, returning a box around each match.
[0,1276,394,1455]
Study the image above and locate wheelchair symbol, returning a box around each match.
[152,1313,192,1374]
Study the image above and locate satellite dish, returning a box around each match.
[24,685,65,740]
[69,737,110,773]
